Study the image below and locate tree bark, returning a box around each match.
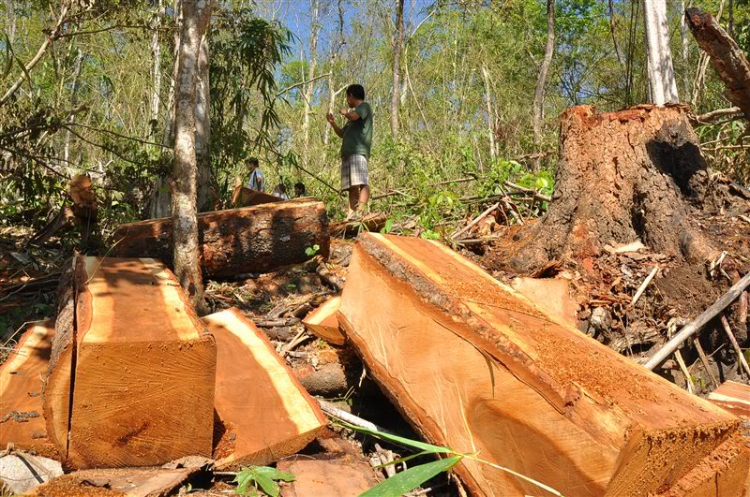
[5,0,15,44]
[196,33,210,211]
[63,48,84,167]
[172,0,211,306]
[686,7,750,118]
[391,0,405,140]
[149,0,165,137]
[643,0,679,105]
[679,0,691,97]
[323,0,345,146]
[532,0,555,164]
[301,0,320,168]
[486,105,715,274]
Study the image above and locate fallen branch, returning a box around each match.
[720,315,750,378]
[632,266,659,306]
[693,338,720,388]
[693,106,743,124]
[503,181,553,202]
[450,202,499,240]
[644,271,750,370]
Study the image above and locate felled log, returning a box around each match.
[0,320,58,458]
[339,233,740,496]
[686,9,750,118]
[303,296,345,345]
[330,212,387,238]
[277,454,380,497]
[44,256,216,469]
[203,309,326,469]
[708,381,750,419]
[112,199,330,278]
[231,186,283,208]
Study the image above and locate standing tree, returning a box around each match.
[301,0,320,169]
[172,0,212,307]
[391,0,405,140]
[532,0,555,169]
[643,0,679,105]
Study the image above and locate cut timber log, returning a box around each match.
[204,308,326,469]
[44,256,216,469]
[338,233,740,496]
[231,186,283,208]
[330,213,387,239]
[0,320,58,458]
[29,467,197,497]
[111,199,330,278]
[277,454,380,497]
[708,381,750,419]
[302,296,345,345]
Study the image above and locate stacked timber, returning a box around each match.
[44,256,216,469]
[111,199,330,278]
[338,233,746,496]
[203,308,327,469]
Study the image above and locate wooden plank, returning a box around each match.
[0,320,59,458]
[111,199,330,278]
[708,380,750,419]
[302,296,345,345]
[45,256,217,469]
[338,233,740,497]
[204,308,327,469]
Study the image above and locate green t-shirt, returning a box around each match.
[341,102,373,158]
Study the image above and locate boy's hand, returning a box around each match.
[339,108,350,116]
[326,112,335,124]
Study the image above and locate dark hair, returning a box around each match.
[346,84,365,100]
[294,182,306,195]
[247,157,259,167]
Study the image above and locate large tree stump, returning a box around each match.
[112,199,330,278]
[339,233,740,496]
[43,256,216,469]
[486,105,715,273]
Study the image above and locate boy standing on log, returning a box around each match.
[326,84,373,219]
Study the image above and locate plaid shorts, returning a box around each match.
[341,154,368,190]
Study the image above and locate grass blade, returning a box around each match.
[359,455,462,497]
[337,420,452,454]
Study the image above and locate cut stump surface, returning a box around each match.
[302,296,345,345]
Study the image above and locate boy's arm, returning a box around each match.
[327,113,345,138]
[339,108,360,121]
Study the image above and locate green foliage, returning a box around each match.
[361,456,462,497]
[233,466,295,497]
[304,244,320,257]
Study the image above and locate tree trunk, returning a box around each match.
[532,0,555,165]
[196,33,210,211]
[149,0,164,137]
[485,105,715,274]
[323,0,345,146]
[480,62,496,161]
[643,0,679,105]
[679,0,691,97]
[340,233,740,496]
[112,199,330,279]
[171,0,211,306]
[63,48,84,166]
[301,0,319,168]
[391,0,405,140]
[686,7,750,118]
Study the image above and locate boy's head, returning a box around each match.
[346,84,365,107]
[247,157,259,171]
[294,182,306,197]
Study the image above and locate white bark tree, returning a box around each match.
[644,0,679,105]
[391,0,405,140]
[532,0,555,169]
[195,34,210,211]
[301,0,320,167]
[172,0,211,307]
[480,62,496,162]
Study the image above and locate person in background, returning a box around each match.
[294,182,306,198]
[272,183,290,201]
[246,157,264,192]
[326,84,372,219]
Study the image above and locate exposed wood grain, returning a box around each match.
[112,199,330,278]
[204,308,326,470]
[302,296,345,345]
[708,380,750,419]
[231,186,283,208]
[0,320,59,458]
[339,233,740,496]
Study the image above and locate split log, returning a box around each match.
[303,296,345,345]
[231,186,283,208]
[686,9,750,118]
[330,212,387,238]
[0,320,58,458]
[111,199,330,278]
[339,233,740,496]
[708,381,750,419]
[44,256,217,469]
[485,105,715,273]
[203,309,326,469]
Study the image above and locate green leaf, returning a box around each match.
[253,473,279,497]
[359,455,463,497]
[336,421,451,454]
[381,219,395,234]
